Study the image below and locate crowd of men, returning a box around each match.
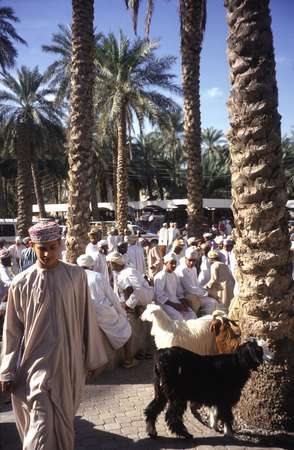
[0,217,240,449]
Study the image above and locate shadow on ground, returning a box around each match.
[88,359,154,386]
[75,416,294,450]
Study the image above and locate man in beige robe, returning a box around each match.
[0,221,107,450]
[205,250,235,309]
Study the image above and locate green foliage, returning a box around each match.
[0,1,26,71]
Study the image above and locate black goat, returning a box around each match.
[145,340,267,439]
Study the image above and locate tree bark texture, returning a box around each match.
[31,162,47,218]
[226,0,294,431]
[116,104,128,233]
[66,0,94,262]
[90,175,99,221]
[16,159,32,237]
[179,0,206,237]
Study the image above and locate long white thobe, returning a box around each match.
[198,255,211,287]
[154,269,196,320]
[93,251,109,283]
[8,244,25,274]
[116,266,153,309]
[175,263,221,316]
[205,261,235,309]
[126,244,146,275]
[85,270,131,349]
[107,235,117,252]
[220,249,237,277]
[158,227,168,246]
[85,242,99,259]
[0,261,107,450]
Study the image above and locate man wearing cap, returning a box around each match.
[171,238,185,265]
[205,250,235,309]
[8,236,25,274]
[77,254,134,368]
[20,237,37,272]
[0,221,107,450]
[154,253,196,321]
[175,248,221,316]
[108,252,153,311]
[220,238,237,276]
[126,235,146,276]
[93,240,110,283]
[85,227,102,260]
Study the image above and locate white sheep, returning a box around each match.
[141,304,240,355]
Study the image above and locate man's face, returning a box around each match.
[0,256,11,267]
[209,257,217,266]
[166,260,177,272]
[89,234,99,245]
[118,242,128,254]
[174,245,183,255]
[186,257,196,269]
[33,240,61,269]
[224,243,233,252]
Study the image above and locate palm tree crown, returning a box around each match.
[0,1,26,71]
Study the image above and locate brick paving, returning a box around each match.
[0,360,293,450]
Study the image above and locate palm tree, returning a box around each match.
[125,0,207,237]
[225,0,294,431]
[42,24,102,105]
[66,0,95,262]
[0,1,26,71]
[202,127,226,154]
[0,66,64,235]
[95,32,180,232]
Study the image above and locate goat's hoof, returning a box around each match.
[223,424,233,437]
[182,432,193,440]
[146,424,157,439]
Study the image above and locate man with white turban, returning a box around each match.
[85,227,102,260]
[77,254,134,368]
[154,253,196,321]
[205,250,235,309]
[158,223,168,256]
[0,221,107,450]
[93,239,110,283]
[220,238,237,276]
[175,247,222,316]
[108,252,153,310]
[126,235,146,275]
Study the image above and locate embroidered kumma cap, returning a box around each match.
[29,221,61,243]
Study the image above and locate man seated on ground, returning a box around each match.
[175,247,221,316]
[77,254,135,369]
[108,251,153,312]
[154,253,196,321]
[205,250,235,310]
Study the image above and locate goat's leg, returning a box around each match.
[144,393,167,438]
[217,406,234,436]
[209,406,218,430]
[165,399,192,439]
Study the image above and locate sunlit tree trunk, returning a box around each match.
[226,0,294,431]
[66,0,94,262]
[31,161,46,218]
[116,103,128,233]
[179,0,206,237]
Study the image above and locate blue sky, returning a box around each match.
[7,0,294,135]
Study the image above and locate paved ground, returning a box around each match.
[0,360,293,450]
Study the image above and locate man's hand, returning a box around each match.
[0,380,15,393]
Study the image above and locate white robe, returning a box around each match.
[116,266,153,308]
[0,261,107,450]
[126,244,146,275]
[85,270,131,349]
[85,242,99,260]
[93,251,109,283]
[198,255,211,287]
[154,269,196,321]
[8,244,25,274]
[158,227,168,246]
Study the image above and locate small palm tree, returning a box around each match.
[42,24,102,105]
[0,66,64,235]
[0,1,26,71]
[95,31,180,232]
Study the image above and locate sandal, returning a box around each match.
[121,359,140,369]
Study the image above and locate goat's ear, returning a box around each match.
[210,318,222,336]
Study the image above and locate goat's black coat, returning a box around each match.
[145,341,264,439]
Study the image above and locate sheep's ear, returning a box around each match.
[210,318,222,336]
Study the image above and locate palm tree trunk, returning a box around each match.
[179,0,206,238]
[226,0,294,431]
[90,176,99,221]
[31,161,47,218]
[66,0,95,262]
[16,159,32,237]
[116,103,128,233]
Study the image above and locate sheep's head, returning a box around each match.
[210,314,241,354]
[141,303,162,322]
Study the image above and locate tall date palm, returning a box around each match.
[226,0,294,431]
[66,0,95,262]
[0,1,26,71]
